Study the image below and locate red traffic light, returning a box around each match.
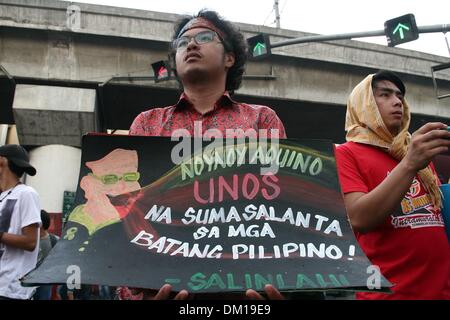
[151,60,171,82]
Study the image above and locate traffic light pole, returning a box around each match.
[270,24,450,49]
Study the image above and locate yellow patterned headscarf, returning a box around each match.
[345,74,442,209]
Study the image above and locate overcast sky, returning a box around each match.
[67,0,450,57]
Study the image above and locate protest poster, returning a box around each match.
[23,134,390,293]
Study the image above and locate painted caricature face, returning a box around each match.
[77,149,142,227]
[80,149,141,199]
[373,80,404,136]
[174,27,235,84]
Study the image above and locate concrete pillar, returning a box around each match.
[26,144,81,213]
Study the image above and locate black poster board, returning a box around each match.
[23,134,391,294]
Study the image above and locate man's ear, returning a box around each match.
[225,52,235,69]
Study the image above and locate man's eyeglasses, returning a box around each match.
[173,30,221,50]
[89,172,140,185]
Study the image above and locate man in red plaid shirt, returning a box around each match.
[121,9,286,300]
[129,10,285,140]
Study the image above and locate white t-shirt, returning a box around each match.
[0,183,41,299]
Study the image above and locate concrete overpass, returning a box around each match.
[1,0,450,146]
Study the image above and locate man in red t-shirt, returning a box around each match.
[335,70,450,299]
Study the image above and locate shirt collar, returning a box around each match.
[175,91,236,111]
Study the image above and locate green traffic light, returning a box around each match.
[247,33,271,59]
[384,14,418,47]
[253,42,267,56]
[393,23,410,39]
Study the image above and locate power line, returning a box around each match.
[262,6,274,27]
[445,32,450,56]
[280,0,288,15]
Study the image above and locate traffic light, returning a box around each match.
[151,60,171,82]
[384,14,419,47]
[247,34,271,59]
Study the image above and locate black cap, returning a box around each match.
[372,70,406,96]
[0,144,36,176]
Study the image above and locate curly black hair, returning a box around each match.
[169,10,248,94]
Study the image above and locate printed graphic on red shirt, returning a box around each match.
[391,176,445,229]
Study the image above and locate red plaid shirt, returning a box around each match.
[129,92,286,138]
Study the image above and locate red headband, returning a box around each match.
[177,17,226,40]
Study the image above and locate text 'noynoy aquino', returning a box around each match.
[176,143,324,180]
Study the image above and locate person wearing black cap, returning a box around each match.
[0,144,41,300]
[335,71,450,299]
